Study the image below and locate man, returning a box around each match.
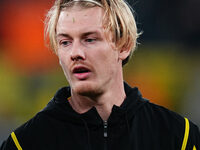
[1,0,199,149]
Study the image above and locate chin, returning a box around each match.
[71,81,102,97]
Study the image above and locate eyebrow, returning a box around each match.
[56,33,71,39]
[56,31,101,39]
[82,31,101,37]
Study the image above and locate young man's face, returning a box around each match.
[56,6,127,97]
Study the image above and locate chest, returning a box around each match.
[23,118,182,150]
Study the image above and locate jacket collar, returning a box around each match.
[43,82,148,125]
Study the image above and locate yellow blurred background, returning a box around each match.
[0,0,200,144]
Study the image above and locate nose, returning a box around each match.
[70,40,86,61]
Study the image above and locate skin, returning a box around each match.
[56,6,131,121]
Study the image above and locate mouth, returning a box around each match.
[72,66,91,80]
[73,67,90,74]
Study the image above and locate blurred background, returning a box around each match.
[0,0,200,145]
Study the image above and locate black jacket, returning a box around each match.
[1,83,200,150]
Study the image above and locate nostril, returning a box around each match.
[71,56,84,61]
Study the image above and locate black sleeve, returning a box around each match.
[187,121,200,149]
[0,135,17,150]
[192,123,200,149]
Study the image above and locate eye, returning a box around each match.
[85,38,96,43]
[60,40,71,47]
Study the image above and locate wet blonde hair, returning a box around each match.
[45,0,140,65]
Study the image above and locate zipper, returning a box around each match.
[104,121,108,137]
[103,121,108,150]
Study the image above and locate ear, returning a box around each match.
[118,47,131,61]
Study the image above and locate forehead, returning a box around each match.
[56,6,104,35]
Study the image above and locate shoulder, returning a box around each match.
[0,134,18,150]
[187,119,200,149]
[0,87,72,150]
[144,101,185,127]
[0,113,42,150]
[135,100,186,138]
[140,100,200,149]
[0,110,57,150]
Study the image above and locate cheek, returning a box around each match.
[58,54,65,68]
[104,50,119,65]
[58,53,70,73]
[93,49,118,72]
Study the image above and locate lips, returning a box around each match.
[72,66,91,80]
[73,67,90,73]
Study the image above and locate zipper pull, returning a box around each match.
[103,121,108,138]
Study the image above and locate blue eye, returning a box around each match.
[60,41,71,46]
[85,38,96,43]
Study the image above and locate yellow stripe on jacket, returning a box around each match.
[11,132,23,150]
[181,118,190,150]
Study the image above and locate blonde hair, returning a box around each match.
[45,0,140,65]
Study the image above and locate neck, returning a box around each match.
[69,81,126,121]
